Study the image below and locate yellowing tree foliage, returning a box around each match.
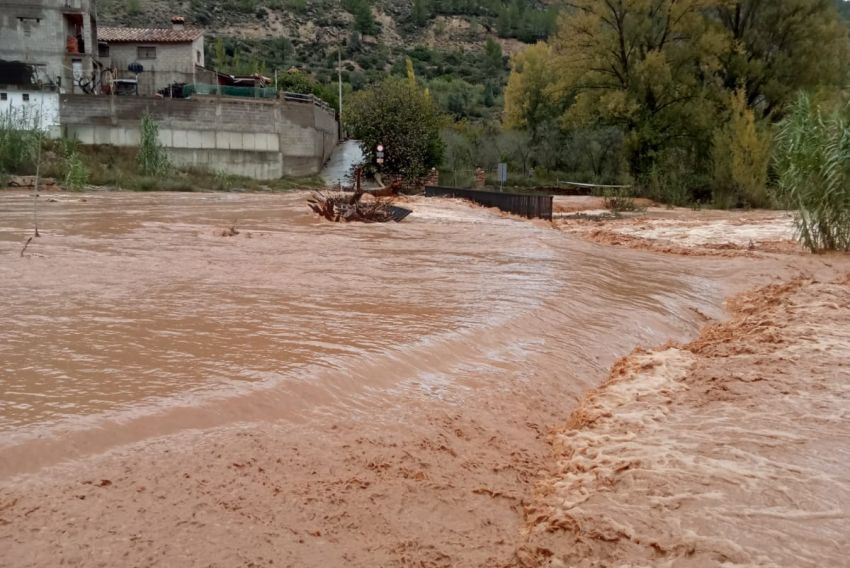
[712,89,772,207]
[504,0,850,193]
[503,42,557,140]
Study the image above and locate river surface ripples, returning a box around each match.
[0,191,732,475]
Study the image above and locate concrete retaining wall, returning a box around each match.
[59,95,339,179]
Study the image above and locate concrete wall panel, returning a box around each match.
[59,94,338,180]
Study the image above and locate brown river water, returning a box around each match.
[1,191,832,567]
[0,191,747,477]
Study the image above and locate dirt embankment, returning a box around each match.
[517,275,850,567]
[553,196,802,257]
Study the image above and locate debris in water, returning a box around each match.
[308,166,411,223]
[219,222,240,237]
[308,191,411,223]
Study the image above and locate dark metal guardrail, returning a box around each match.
[425,186,553,220]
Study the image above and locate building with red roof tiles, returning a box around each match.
[98,16,206,96]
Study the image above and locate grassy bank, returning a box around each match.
[1,141,325,193]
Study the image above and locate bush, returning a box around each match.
[345,77,444,181]
[137,113,170,177]
[0,107,41,175]
[63,141,89,191]
[712,90,772,208]
[774,93,850,252]
[602,188,639,214]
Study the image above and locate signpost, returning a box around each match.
[376,144,385,165]
[497,162,508,191]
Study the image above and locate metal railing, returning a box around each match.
[183,83,277,99]
[180,84,334,113]
[425,186,553,221]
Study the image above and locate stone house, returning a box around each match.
[0,84,61,136]
[0,0,99,94]
[98,17,205,96]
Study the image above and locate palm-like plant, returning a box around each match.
[774,94,850,252]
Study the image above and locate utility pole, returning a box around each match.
[337,0,344,139]
[337,36,343,138]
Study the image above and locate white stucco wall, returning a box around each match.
[0,90,61,137]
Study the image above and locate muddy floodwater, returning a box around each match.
[1,191,823,567]
[0,192,740,467]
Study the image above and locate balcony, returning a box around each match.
[62,0,83,13]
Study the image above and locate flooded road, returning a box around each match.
[320,139,363,186]
[0,191,824,567]
[0,191,739,475]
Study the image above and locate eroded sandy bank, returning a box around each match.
[554,196,801,256]
[518,275,850,567]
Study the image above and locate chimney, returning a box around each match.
[171,16,185,31]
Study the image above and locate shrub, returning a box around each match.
[137,113,170,177]
[642,149,709,207]
[774,93,850,252]
[0,107,41,175]
[602,188,639,214]
[345,77,444,181]
[63,141,89,191]
[712,89,772,208]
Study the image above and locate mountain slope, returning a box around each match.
[97,0,558,120]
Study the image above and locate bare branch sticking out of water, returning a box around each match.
[307,192,412,223]
[20,237,33,257]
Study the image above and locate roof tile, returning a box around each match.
[98,27,203,43]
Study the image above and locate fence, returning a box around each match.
[425,186,553,220]
[178,85,334,112]
[183,83,277,99]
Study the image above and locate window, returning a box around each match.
[22,94,30,102]
[137,46,157,59]
[98,43,110,58]
[0,93,7,101]
[18,17,40,38]
[196,50,201,64]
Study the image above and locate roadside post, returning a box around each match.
[497,162,508,191]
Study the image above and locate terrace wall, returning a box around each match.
[59,94,339,179]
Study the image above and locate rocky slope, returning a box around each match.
[96,1,558,120]
[97,0,555,58]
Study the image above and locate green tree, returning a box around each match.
[711,89,772,208]
[483,37,503,76]
[342,0,378,36]
[503,42,559,141]
[549,0,723,181]
[712,0,850,118]
[213,37,227,71]
[345,77,445,180]
[412,0,430,27]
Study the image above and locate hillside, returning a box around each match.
[97,0,560,121]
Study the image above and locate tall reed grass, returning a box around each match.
[774,94,850,252]
[0,107,42,176]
